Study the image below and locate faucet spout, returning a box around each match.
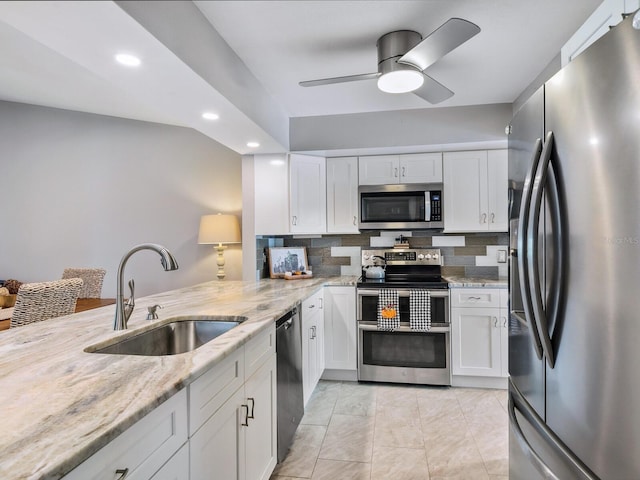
[113,243,179,330]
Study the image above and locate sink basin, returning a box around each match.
[87,316,247,356]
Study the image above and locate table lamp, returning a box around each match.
[198,214,241,279]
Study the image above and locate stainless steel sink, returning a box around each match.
[86,316,247,356]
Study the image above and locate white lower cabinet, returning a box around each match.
[323,286,357,373]
[451,288,508,379]
[63,389,188,480]
[190,325,277,480]
[302,289,325,406]
[66,326,277,480]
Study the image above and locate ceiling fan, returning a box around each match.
[299,18,480,104]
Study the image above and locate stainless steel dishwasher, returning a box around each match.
[275,305,304,463]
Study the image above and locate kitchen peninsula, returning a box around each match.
[0,278,353,480]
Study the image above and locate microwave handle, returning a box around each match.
[425,191,431,221]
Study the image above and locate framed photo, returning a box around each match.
[268,247,308,278]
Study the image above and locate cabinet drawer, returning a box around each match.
[302,289,323,315]
[450,288,502,308]
[245,324,276,380]
[189,348,244,435]
[64,389,188,480]
[500,289,508,309]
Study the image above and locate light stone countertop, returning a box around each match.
[445,276,508,288]
[0,276,356,480]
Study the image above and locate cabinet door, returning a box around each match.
[149,443,189,480]
[244,354,277,480]
[64,390,188,480]
[399,153,443,183]
[254,154,290,235]
[290,154,327,233]
[190,387,245,480]
[500,289,509,378]
[451,306,502,377]
[443,151,488,232]
[358,155,399,185]
[323,286,357,371]
[326,157,359,233]
[487,150,508,232]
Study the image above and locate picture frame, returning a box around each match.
[268,247,308,278]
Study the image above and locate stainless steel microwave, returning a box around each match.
[358,183,444,230]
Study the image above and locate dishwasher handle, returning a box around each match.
[276,305,299,329]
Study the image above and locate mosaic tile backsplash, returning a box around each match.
[257,231,509,280]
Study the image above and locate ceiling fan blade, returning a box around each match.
[412,74,454,104]
[398,18,480,72]
[299,72,380,87]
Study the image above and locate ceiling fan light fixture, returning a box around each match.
[377,69,424,93]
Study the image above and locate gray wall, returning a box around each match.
[0,101,242,297]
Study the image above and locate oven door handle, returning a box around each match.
[358,323,450,334]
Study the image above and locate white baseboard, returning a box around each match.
[451,375,508,389]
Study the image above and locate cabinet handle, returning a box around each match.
[394,167,398,178]
[466,296,482,302]
[310,325,316,339]
[319,298,323,309]
[490,212,496,223]
[353,215,357,226]
[494,316,498,328]
[503,316,507,328]
[241,404,249,426]
[115,469,129,480]
[401,166,406,177]
[292,215,297,226]
[481,213,487,224]
[247,397,255,419]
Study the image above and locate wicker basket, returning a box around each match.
[0,294,17,308]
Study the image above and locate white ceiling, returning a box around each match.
[0,1,603,153]
[195,0,602,117]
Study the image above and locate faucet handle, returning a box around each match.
[124,279,135,321]
[146,304,163,320]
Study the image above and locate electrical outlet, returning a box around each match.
[497,249,507,263]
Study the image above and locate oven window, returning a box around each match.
[361,330,447,368]
[360,294,447,324]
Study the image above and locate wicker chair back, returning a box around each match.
[11,278,83,328]
[61,268,106,299]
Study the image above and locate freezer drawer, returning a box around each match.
[509,381,597,480]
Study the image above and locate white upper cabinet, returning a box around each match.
[443,149,507,233]
[358,153,442,185]
[254,154,290,236]
[289,154,327,234]
[561,0,640,66]
[326,157,359,233]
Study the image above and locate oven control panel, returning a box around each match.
[362,248,442,266]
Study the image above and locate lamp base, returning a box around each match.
[216,244,227,280]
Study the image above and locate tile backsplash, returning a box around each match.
[257,231,508,279]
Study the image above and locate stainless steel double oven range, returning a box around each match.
[357,248,450,386]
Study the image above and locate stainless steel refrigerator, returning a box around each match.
[508,12,640,480]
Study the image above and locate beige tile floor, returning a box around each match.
[271,380,508,480]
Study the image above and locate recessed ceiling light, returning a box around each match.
[247,142,260,148]
[202,112,220,121]
[115,53,141,67]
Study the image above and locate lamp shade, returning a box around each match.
[198,214,241,245]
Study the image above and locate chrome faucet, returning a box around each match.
[113,243,179,330]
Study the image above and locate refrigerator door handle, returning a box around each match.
[510,381,599,480]
[517,137,544,359]
[509,396,561,480]
[527,131,556,368]
[544,148,566,362]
